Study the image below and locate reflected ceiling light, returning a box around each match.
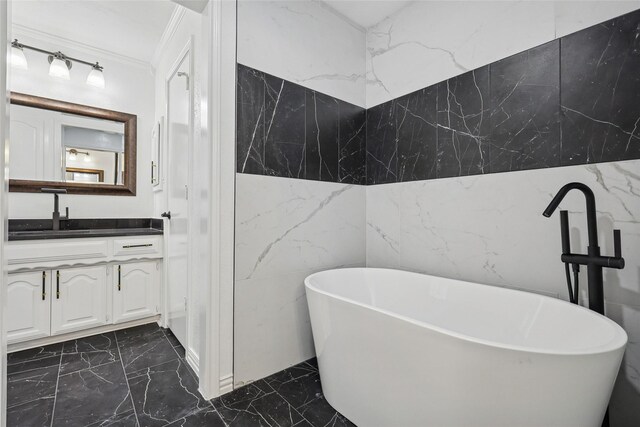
[10,40,28,70]
[48,52,71,80]
[67,148,91,162]
[11,39,106,88]
[86,63,105,88]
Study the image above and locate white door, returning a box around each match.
[51,266,107,335]
[7,271,51,344]
[113,261,160,324]
[166,50,191,348]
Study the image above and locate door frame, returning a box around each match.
[198,0,236,399]
[163,37,195,367]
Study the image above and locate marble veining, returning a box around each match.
[238,9,640,186]
[212,358,355,427]
[560,9,640,166]
[7,325,356,427]
[436,67,491,178]
[237,64,366,185]
[490,41,560,173]
[7,323,221,427]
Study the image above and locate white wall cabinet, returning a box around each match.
[113,261,160,324]
[7,271,51,343]
[50,266,108,336]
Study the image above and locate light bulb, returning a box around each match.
[86,65,105,88]
[84,152,91,162]
[11,46,28,70]
[49,56,70,80]
[68,151,77,161]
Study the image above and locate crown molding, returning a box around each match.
[11,23,152,70]
[151,5,187,69]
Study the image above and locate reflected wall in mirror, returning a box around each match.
[9,92,136,195]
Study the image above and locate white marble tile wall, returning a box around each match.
[366,160,640,426]
[234,173,366,385]
[366,0,640,107]
[237,0,366,107]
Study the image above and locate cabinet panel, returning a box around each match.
[113,261,160,324]
[7,271,51,343]
[51,266,107,335]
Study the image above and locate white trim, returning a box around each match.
[151,5,187,70]
[11,24,152,70]
[219,374,234,395]
[7,316,161,353]
[185,348,199,376]
[199,0,236,400]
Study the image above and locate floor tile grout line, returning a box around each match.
[48,350,63,427]
[6,364,60,377]
[114,331,141,427]
[58,355,122,378]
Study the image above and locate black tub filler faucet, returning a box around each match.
[543,182,625,427]
[543,182,625,315]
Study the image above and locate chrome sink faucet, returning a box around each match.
[41,188,69,231]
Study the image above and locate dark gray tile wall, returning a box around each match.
[237,64,367,185]
[237,9,640,185]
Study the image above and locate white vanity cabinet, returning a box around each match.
[7,271,51,343]
[6,236,163,349]
[112,261,160,324]
[51,266,108,336]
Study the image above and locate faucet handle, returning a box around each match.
[64,207,70,220]
[614,229,622,258]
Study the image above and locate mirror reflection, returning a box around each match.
[10,103,125,185]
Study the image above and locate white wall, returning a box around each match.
[366,0,640,107]
[238,0,366,107]
[234,173,365,385]
[8,30,155,218]
[364,2,640,425]
[234,0,368,384]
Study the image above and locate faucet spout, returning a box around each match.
[543,182,598,248]
[41,187,68,231]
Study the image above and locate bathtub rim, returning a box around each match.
[304,267,628,357]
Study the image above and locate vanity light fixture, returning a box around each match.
[48,52,71,80]
[86,63,105,88]
[10,41,28,70]
[11,39,106,87]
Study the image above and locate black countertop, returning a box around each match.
[8,218,163,241]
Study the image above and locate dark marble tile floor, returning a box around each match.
[8,324,353,426]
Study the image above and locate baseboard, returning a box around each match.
[185,348,200,376]
[8,315,161,353]
[219,374,234,395]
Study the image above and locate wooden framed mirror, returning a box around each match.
[9,92,137,195]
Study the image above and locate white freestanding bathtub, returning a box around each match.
[305,268,627,427]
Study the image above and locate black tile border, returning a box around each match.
[237,8,640,186]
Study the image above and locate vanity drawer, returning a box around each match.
[113,237,162,257]
[7,239,109,265]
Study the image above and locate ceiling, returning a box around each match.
[322,0,413,29]
[11,0,177,64]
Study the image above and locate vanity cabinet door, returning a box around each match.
[112,261,160,324]
[7,271,51,344]
[51,266,108,335]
